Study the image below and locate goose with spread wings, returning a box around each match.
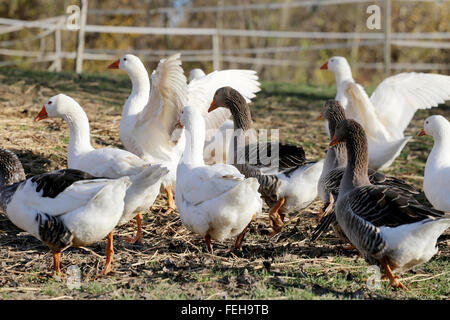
[320,56,450,170]
[108,54,261,210]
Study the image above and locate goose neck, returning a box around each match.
[428,131,450,168]
[125,70,150,116]
[63,107,94,159]
[340,135,370,195]
[334,64,354,85]
[227,97,252,131]
[182,118,206,166]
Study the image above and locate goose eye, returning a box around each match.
[123,58,127,61]
[48,101,52,104]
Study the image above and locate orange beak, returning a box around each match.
[316,112,324,120]
[208,99,217,113]
[175,120,183,129]
[35,106,48,122]
[329,133,339,147]
[108,59,120,69]
[418,128,426,136]
[320,61,328,70]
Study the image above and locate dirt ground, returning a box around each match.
[0,68,448,300]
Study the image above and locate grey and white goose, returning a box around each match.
[313,100,418,242]
[209,86,324,235]
[0,148,132,276]
[331,120,450,289]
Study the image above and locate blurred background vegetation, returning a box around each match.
[0,0,448,86]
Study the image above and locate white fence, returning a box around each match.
[0,0,449,74]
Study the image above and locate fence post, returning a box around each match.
[212,33,221,70]
[54,28,62,71]
[384,0,391,75]
[75,0,88,74]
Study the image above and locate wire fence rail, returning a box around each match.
[0,0,449,74]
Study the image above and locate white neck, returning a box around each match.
[123,65,150,117]
[427,128,450,170]
[62,104,94,162]
[181,116,206,166]
[334,63,354,84]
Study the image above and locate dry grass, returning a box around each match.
[0,68,449,300]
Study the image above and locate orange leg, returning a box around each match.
[269,197,286,236]
[205,234,213,254]
[101,231,114,276]
[165,186,176,213]
[343,243,356,250]
[52,251,63,276]
[125,212,143,244]
[234,214,256,250]
[379,257,408,290]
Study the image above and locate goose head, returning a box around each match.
[108,54,146,75]
[320,56,348,72]
[189,68,206,82]
[320,57,353,82]
[419,115,450,139]
[179,106,204,129]
[330,119,366,147]
[320,100,347,136]
[209,86,252,130]
[35,94,79,121]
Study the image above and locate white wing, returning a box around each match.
[188,69,261,141]
[370,73,450,136]
[179,164,244,205]
[135,53,188,140]
[343,81,392,140]
[74,148,148,179]
[17,178,112,217]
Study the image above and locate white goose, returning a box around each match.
[175,106,262,253]
[320,56,450,170]
[35,94,169,243]
[0,148,131,275]
[108,54,261,208]
[419,115,450,212]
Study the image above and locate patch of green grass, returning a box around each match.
[81,282,114,295]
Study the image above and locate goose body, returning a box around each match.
[175,106,262,252]
[35,94,169,242]
[420,115,450,211]
[0,148,131,274]
[209,87,324,234]
[321,56,450,170]
[332,119,449,288]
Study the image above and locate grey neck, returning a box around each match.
[228,97,253,132]
[339,133,370,196]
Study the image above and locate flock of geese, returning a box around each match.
[1,54,450,290]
